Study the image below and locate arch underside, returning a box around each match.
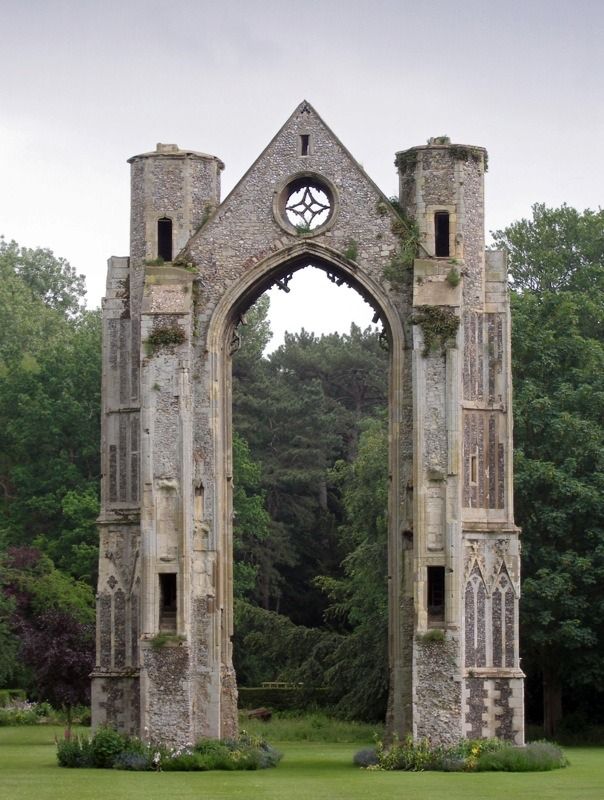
[230,255,387,336]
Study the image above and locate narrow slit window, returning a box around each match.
[470,454,478,484]
[427,566,445,626]
[434,212,450,257]
[157,217,173,262]
[300,134,310,156]
[159,573,177,631]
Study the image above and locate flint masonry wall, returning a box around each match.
[93,104,523,747]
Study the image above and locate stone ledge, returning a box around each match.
[463,668,525,678]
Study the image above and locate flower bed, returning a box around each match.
[56,726,282,771]
[354,735,568,772]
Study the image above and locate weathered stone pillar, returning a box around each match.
[397,140,523,744]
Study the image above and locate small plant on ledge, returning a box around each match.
[146,323,186,353]
[150,632,186,651]
[411,306,460,356]
[416,629,445,643]
[446,266,461,287]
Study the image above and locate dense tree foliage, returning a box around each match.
[233,305,388,626]
[0,241,97,693]
[0,241,100,582]
[0,546,95,710]
[494,204,604,734]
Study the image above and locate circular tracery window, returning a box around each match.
[275,174,336,234]
[285,182,331,229]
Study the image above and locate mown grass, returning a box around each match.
[1,725,603,800]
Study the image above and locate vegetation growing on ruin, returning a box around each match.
[416,629,445,643]
[446,266,461,287]
[149,632,186,651]
[146,322,186,352]
[411,305,460,356]
[450,144,488,172]
[382,198,420,288]
[343,240,358,262]
[394,150,417,171]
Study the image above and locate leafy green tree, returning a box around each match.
[233,599,339,687]
[0,237,86,317]
[0,592,19,687]
[315,415,389,719]
[232,432,271,598]
[233,313,387,625]
[495,205,604,735]
[0,238,86,372]
[0,547,95,693]
[492,203,604,295]
[0,304,101,580]
[20,608,94,727]
[1,547,95,624]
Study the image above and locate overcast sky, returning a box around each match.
[2,0,603,348]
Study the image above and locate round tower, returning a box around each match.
[128,143,224,266]
[396,138,487,307]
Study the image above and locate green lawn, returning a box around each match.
[1,726,602,800]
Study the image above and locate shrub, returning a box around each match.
[34,701,54,718]
[56,734,93,768]
[377,735,442,771]
[56,729,282,772]
[162,752,206,771]
[72,705,92,726]
[353,747,379,767]
[112,751,151,771]
[476,741,568,772]
[358,735,512,772]
[194,738,231,756]
[90,726,127,768]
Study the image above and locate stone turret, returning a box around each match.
[128,143,224,264]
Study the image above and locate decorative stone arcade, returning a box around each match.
[92,102,524,747]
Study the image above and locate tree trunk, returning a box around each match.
[318,477,328,510]
[65,704,73,734]
[542,662,562,738]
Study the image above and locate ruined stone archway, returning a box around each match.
[92,102,524,748]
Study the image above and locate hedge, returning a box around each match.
[238,687,335,711]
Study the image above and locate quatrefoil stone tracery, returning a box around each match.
[285,184,331,229]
